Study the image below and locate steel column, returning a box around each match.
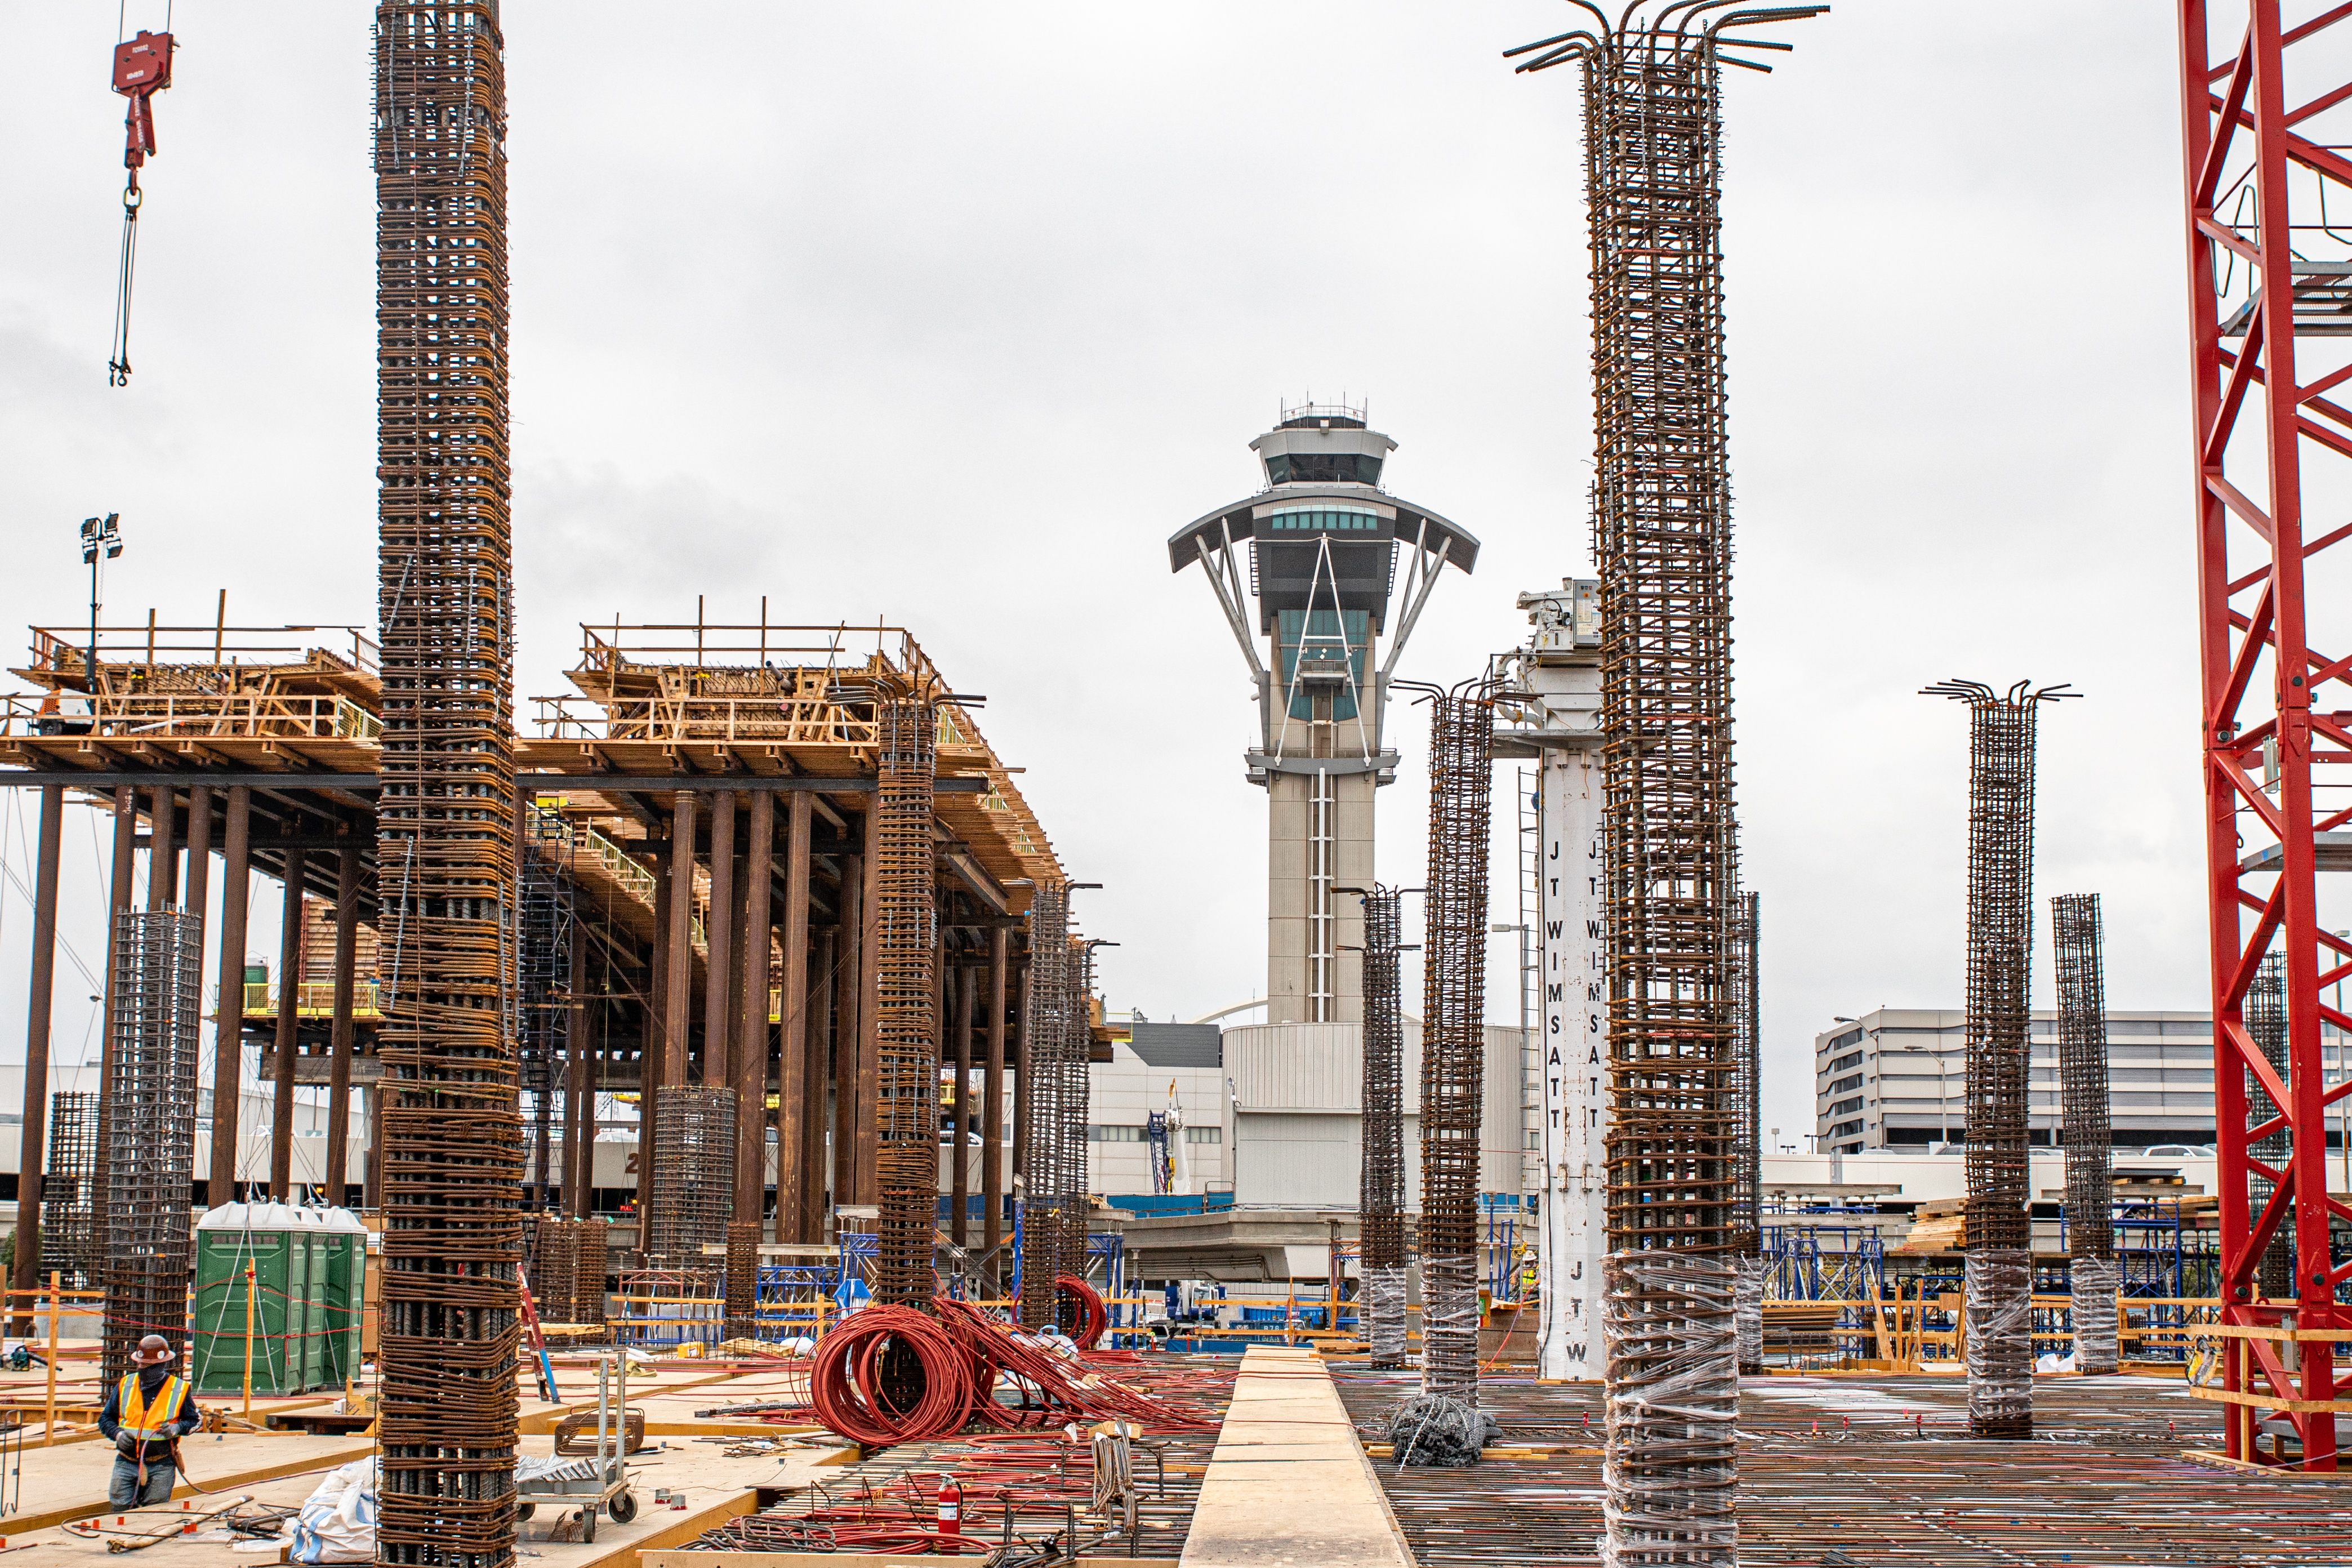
[984,924,1008,1282]
[145,783,175,910]
[666,793,697,1090]
[270,847,305,1200]
[805,923,834,1240]
[209,785,250,1205]
[10,784,61,1331]
[567,919,591,1219]
[951,955,973,1248]
[738,789,773,1231]
[705,791,735,1092]
[776,790,810,1239]
[325,844,360,1204]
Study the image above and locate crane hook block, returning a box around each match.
[112,30,173,171]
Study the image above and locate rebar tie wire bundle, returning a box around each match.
[1018,883,1072,1331]
[874,695,940,1311]
[1925,679,2073,1439]
[1354,883,1410,1368]
[104,910,201,1384]
[1401,676,1496,1413]
[1504,7,1825,1560]
[372,5,525,1561]
[2052,891,2119,1374]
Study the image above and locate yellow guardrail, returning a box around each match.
[240,981,384,1019]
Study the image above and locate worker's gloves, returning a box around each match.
[116,1435,138,1457]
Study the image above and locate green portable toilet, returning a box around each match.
[318,1209,367,1387]
[192,1202,361,1397]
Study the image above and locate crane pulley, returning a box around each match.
[108,28,173,388]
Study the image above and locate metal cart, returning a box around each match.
[515,1350,637,1542]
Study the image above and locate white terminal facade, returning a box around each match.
[1812,1007,2233,1153]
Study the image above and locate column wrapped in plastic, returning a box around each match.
[1734,1254,1765,1375]
[1965,1248,2033,1438]
[1420,1254,1480,1401]
[1365,1264,1408,1368]
[2069,1255,2118,1375]
[1601,1252,1738,1568]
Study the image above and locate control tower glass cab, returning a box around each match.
[1169,404,1479,1025]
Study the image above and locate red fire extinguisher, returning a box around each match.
[936,1476,961,1539]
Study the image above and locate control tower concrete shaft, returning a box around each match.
[1169,405,1479,1024]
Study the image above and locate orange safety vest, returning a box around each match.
[117,1371,190,1444]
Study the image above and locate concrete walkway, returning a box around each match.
[1179,1345,1413,1567]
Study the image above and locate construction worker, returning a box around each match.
[98,1335,201,1507]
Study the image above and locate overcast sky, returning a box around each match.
[0,5,2234,1144]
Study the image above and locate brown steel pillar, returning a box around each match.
[773,792,810,1240]
[703,791,734,1094]
[738,790,773,1232]
[1012,964,1031,1186]
[832,851,863,1218]
[853,842,881,1206]
[983,925,1008,1279]
[807,925,836,1241]
[146,784,176,910]
[181,786,212,1200]
[665,795,696,1089]
[270,849,306,1200]
[208,787,250,1204]
[12,784,63,1329]
[951,955,973,1248]
[324,845,360,1205]
[568,919,592,1218]
[640,841,671,1234]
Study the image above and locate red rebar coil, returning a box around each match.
[1056,1275,1108,1349]
[807,1307,974,1446]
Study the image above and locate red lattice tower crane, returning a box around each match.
[2179,0,2352,1470]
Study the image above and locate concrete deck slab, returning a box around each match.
[1179,1346,1410,1568]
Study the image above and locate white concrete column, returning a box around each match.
[1538,745,1608,1381]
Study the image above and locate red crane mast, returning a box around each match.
[2177,0,2352,1471]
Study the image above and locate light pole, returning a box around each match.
[79,514,122,698]
[1902,1043,1959,1147]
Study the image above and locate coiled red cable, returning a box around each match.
[1055,1275,1109,1349]
[807,1306,974,1446]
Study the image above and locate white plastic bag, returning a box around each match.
[288,1457,378,1563]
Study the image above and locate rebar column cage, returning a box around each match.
[872,696,939,1309]
[1410,677,1495,1402]
[1064,937,1100,1298]
[1505,8,1823,1557]
[531,1215,577,1325]
[1926,678,2069,1441]
[2247,954,2294,1299]
[2178,1,2352,1468]
[1017,881,1071,1329]
[103,911,201,1385]
[2052,894,2115,1262]
[645,1086,737,1272]
[1355,884,1409,1367]
[372,4,523,1558]
[1727,889,1761,1251]
[42,1091,103,1291]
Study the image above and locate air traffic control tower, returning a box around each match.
[1169,404,1479,1025]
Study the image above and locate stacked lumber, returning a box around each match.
[1894,1198,1965,1254]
